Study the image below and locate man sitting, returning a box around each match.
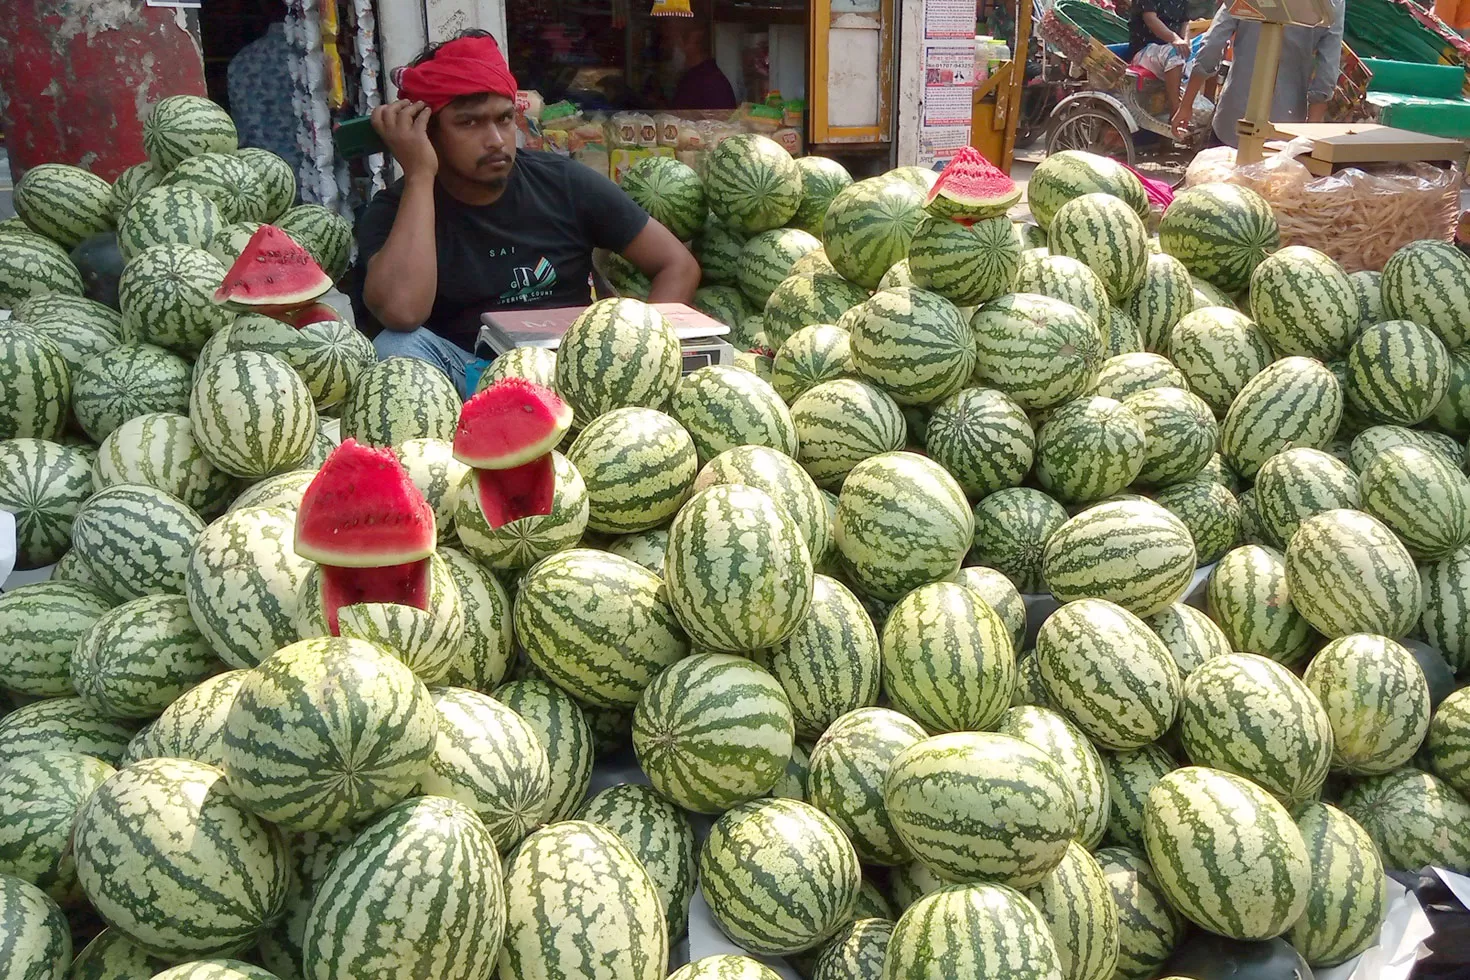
[355,32,701,395]
[1127,0,1192,119]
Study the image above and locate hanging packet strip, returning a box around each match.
[651,0,694,15]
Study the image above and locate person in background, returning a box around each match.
[1435,0,1470,38]
[662,9,738,110]
[1128,0,1192,118]
[1171,0,1345,145]
[355,31,700,395]
[226,3,303,177]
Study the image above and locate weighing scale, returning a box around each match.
[477,303,736,376]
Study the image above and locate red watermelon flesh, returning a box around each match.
[472,464,556,530]
[925,147,1022,221]
[295,439,437,566]
[454,377,573,469]
[319,559,432,635]
[214,224,333,311]
[271,302,343,329]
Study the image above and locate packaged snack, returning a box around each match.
[772,127,803,156]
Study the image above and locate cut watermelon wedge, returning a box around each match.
[214,224,333,311]
[454,378,573,529]
[472,464,557,530]
[294,439,437,566]
[319,559,432,635]
[925,147,1023,222]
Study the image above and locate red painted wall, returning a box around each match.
[0,0,208,179]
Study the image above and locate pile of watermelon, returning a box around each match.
[2,89,1470,980]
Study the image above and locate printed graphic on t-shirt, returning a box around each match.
[500,255,558,305]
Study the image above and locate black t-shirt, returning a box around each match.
[1129,0,1190,57]
[354,150,650,350]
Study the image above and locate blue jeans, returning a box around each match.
[373,328,476,398]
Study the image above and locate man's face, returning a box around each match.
[432,93,518,189]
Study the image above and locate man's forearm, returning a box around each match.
[363,174,439,330]
[645,261,701,305]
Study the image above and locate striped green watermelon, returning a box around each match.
[907,215,1021,307]
[14,163,114,248]
[1095,847,1186,978]
[1048,193,1148,303]
[150,960,280,980]
[190,350,317,479]
[1025,841,1121,980]
[923,387,1033,500]
[70,594,218,720]
[880,582,1016,732]
[94,413,233,517]
[666,484,814,650]
[0,329,70,442]
[1123,252,1193,352]
[341,356,460,446]
[1143,767,1310,940]
[701,798,860,956]
[791,156,854,234]
[499,820,666,979]
[0,233,83,309]
[0,698,138,767]
[1151,477,1240,565]
[748,575,880,739]
[605,528,670,577]
[235,148,295,221]
[566,407,697,533]
[255,829,365,978]
[886,882,1062,980]
[1303,633,1429,775]
[577,783,697,939]
[1431,346,1470,437]
[0,750,115,906]
[1339,766,1470,873]
[704,134,803,235]
[1220,356,1343,479]
[228,469,314,514]
[162,152,264,224]
[1013,252,1109,322]
[1206,545,1315,666]
[1424,687,1470,797]
[888,860,954,914]
[475,345,558,392]
[737,228,822,307]
[584,701,633,759]
[395,438,469,546]
[621,156,706,241]
[834,451,973,600]
[0,873,71,979]
[221,636,437,831]
[73,342,192,443]
[121,670,246,768]
[670,955,785,980]
[116,186,222,261]
[554,298,681,424]
[807,707,924,865]
[1034,396,1145,504]
[762,273,869,350]
[143,95,238,169]
[789,378,907,488]
[1035,598,1182,749]
[812,918,892,980]
[70,484,205,600]
[1344,318,1451,425]
[791,248,839,278]
[823,178,926,289]
[0,439,94,569]
[847,287,975,407]
[694,443,831,563]
[1109,308,1150,367]
[633,653,794,813]
[454,452,587,570]
[693,215,747,287]
[493,677,593,822]
[1253,446,1359,547]
[1290,802,1388,968]
[1123,387,1217,487]
[67,927,170,980]
[1350,423,1459,471]
[885,731,1077,886]
[1380,239,1470,349]
[513,549,687,708]
[1284,508,1421,638]
[1248,246,1359,359]
[952,565,1026,651]
[1144,603,1230,677]
[1199,452,1241,491]
[1025,151,1149,229]
[416,686,549,850]
[971,487,1069,594]
[1177,653,1332,808]
[1042,499,1196,616]
[1090,352,1187,402]
[693,284,751,330]
[301,796,504,980]
[879,258,915,290]
[11,294,122,376]
[998,706,1111,850]
[437,547,514,689]
[275,204,353,281]
[0,582,111,697]
[970,293,1103,411]
[596,247,651,300]
[669,366,797,464]
[227,312,375,411]
[1158,183,1278,293]
[1348,268,1383,324]
[771,322,853,403]
[112,162,165,215]
[1359,444,1470,561]
[1103,747,1177,852]
[72,756,289,957]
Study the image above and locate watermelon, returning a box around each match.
[228,469,314,514]
[923,147,1022,221]
[1034,396,1146,504]
[554,298,681,424]
[704,134,803,234]
[771,322,854,402]
[1123,252,1193,351]
[234,148,296,221]
[1025,151,1149,230]
[1160,183,1279,294]
[143,95,238,169]
[834,451,973,601]
[997,706,1111,850]
[1424,687,1470,797]
[822,178,926,289]
[1024,842,1121,980]
[1252,446,1359,547]
[1096,847,1187,978]
[1151,477,1241,565]
[737,228,822,307]
[0,873,71,979]
[951,565,1026,651]
[595,248,651,299]
[762,273,869,350]
[887,882,1062,980]
[0,750,114,907]
[669,956,785,980]
[693,443,831,563]
[1013,252,1110,322]
[1042,498,1196,616]
[788,156,854,233]
[1339,766,1470,873]
[811,918,892,980]
[341,356,461,446]
[806,707,924,865]
[72,757,289,957]
[1284,508,1421,639]
[1206,545,1315,666]
[301,796,504,980]
[11,294,122,376]
[847,287,975,406]
[885,731,1077,886]
[67,928,170,980]
[162,151,265,224]
[621,156,706,241]
[1143,767,1310,941]
[227,312,375,411]
[1247,246,1358,362]
[0,439,94,569]
[693,215,747,287]
[969,293,1103,410]
[500,820,667,979]
[923,386,1034,499]
[565,407,697,533]
[789,378,907,488]
[1380,239,1470,349]
[1350,423,1459,471]
[91,412,228,517]
[791,248,839,278]
[1359,444,1470,561]
[1431,346,1470,437]
[1101,306,1146,358]
[886,166,940,191]
[1220,356,1342,479]
[256,828,355,979]
[577,783,697,939]
[70,594,218,720]
[70,483,205,601]
[1103,747,1177,852]
[190,350,317,479]
[1048,193,1149,301]
[489,681,589,823]
[970,487,1069,594]
[1091,352,1188,402]
[669,365,797,463]
[393,438,469,546]
[1303,633,1429,775]
[888,860,953,914]
[0,232,84,309]
[1344,318,1451,425]
[72,342,191,443]
[111,161,165,214]
[475,345,558,393]
[454,452,588,570]
[14,163,114,249]
[907,215,1022,306]
[116,185,222,261]
[150,960,280,980]
[1289,803,1388,968]
[881,582,1016,733]
[1123,387,1217,487]
[0,329,70,443]
[0,581,113,698]
[121,670,246,769]
[693,283,751,330]
[275,204,354,281]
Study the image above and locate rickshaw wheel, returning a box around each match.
[1046,105,1135,164]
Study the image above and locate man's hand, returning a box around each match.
[1172,37,1191,56]
[1170,101,1193,137]
[372,100,438,180]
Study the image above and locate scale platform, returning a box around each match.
[477,303,736,375]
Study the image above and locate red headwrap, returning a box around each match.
[393,34,519,112]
